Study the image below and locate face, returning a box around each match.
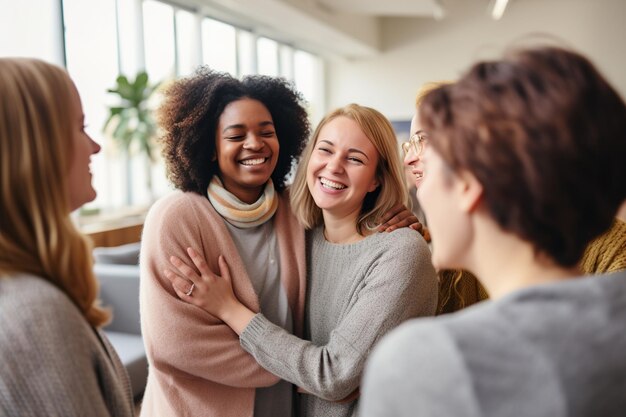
[215,98,279,204]
[306,116,379,220]
[67,84,101,212]
[403,113,428,189]
[417,147,471,270]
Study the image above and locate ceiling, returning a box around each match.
[314,0,444,18]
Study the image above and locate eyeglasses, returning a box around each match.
[401,132,428,156]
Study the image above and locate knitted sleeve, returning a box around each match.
[239,229,438,401]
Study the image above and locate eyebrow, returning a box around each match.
[319,139,370,160]
[222,121,274,133]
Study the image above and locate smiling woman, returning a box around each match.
[139,69,311,417]
[163,103,438,417]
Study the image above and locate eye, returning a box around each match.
[317,147,332,154]
[260,131,276,138]
[347,156,364,164]
[225,135,246,141]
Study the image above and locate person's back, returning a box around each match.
[363,271,626,417]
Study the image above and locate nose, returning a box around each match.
[243,133,264,151]
[325,153,344,174]
[403,147,418,167]
[90,137,102,154]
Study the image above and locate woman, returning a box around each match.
[403,82,488,314]
[139,70,310,417]
[361,46,626,416]
[166,104,438,417]
[0,58,134,416]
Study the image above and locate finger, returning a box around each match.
[169,255,199,280]
[218,255,232,283]
[164,269,195,298]
[378,204,404,225]
[187,247,212,275]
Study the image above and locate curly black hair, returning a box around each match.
[158,67,311,195]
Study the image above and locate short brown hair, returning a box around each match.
[419,46,626,267]
[290,104,408,232]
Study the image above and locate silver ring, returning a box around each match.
[185,283,195,296]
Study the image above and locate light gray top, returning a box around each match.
[226,221,293,417]
[0,274,134,417]
[240,226,438,417]
[361,271,626,417]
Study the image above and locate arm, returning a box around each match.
[140,194,279,388]
[168,231,438,401]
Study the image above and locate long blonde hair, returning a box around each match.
[290,103,408,232]
[0,58,109,327]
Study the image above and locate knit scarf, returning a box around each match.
[207,176,278,228]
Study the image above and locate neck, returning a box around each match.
[321,208,366,244]
[465,215,579,300]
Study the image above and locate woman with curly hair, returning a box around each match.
[165,103,437,417]
[139,70,311,417]
[0,58,134,416]
[361,45,626,417]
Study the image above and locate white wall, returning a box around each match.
[326,0,626,120]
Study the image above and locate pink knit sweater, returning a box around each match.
[139,191,306,417]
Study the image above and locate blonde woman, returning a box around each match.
[165,104,438,417]
[0,58,134,417]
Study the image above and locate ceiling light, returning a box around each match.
[490,0,509,20]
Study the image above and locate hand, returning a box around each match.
[165,247,239,321]
[377,203,424,235]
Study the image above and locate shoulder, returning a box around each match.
[362,317,480,416]
[146,190,210,222]
[376,228,430,257]
[0,274,93,352]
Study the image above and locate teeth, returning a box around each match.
[320,177,346,190]
[415,173,423,179]
[240,158,265,166]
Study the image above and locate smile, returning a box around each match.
[413,172,423,179]
[320,177,347,190]
[239,157,267,166]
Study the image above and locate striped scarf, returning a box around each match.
[207,176,278,228]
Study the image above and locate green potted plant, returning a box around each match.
[104,71,161,205]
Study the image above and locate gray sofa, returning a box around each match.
[94,242,147,399]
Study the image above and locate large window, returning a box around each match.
[202,18,237,74]
[19,0,324,214]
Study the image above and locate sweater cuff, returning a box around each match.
[240,313,269,350]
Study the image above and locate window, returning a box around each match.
[26,0,325,214]
[175,9,201,76]
[257,37,279,76]
[202,18,237,75]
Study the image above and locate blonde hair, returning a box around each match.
[290,103,408,233]
[415,81,452,107]
[0,58,109,327]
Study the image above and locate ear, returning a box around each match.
[367,177,380,193]
[455,170,483,213]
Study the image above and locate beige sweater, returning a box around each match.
[139,191,306,417]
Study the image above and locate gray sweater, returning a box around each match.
[0,274,134,417]
[240,226,438,417]
[361,271,626,417]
